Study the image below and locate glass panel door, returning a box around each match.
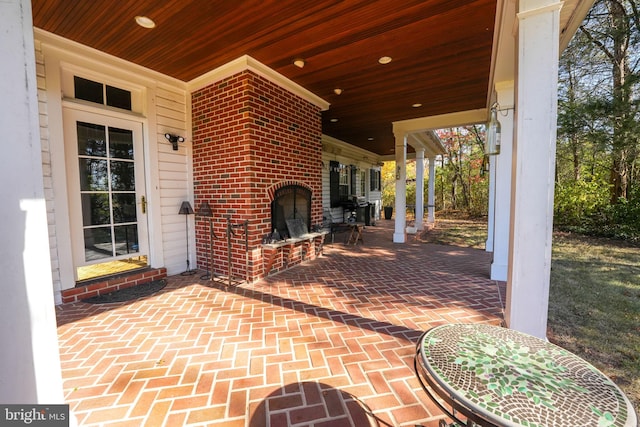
[64,109,148,280]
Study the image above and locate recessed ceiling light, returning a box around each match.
[135,16,156,29]
[330,118,339,123]
[368,137,374,141]
[334,88,343,95]
[412,103,422,108]
[378,56,392,65]
[293,58,306,68]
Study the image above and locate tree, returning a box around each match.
[380,126,488,220]
[577,0,640,203]
[437,126,488,216]
[381,161,396,208]
[556,0,640,238]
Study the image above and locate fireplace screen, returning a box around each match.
[271,185,311,239]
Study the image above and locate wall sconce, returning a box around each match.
[485,103,501,155]
[165,133,185,151]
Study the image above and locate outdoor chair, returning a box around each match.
[323,209,351,243]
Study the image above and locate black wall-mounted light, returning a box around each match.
[164,133,185,150]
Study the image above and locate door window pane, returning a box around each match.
[112,193,137,223]
[114,225,139,255]
[84,227,113,261]
[79,159,108,191]
[109,127,134,160]
[81,194,110,226]
[77,122,107,157]
[110,161,135,191]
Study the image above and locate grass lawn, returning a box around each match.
[419,216,640,410]
[548,232,640,410]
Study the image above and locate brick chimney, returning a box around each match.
[191,70,323,282]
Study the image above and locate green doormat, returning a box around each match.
[83,279,167,304]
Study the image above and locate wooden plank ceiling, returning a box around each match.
[31,0,496,156]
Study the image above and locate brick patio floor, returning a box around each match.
[56,220,505,427]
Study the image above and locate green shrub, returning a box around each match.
[554,179,610,225]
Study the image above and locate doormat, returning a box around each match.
[83,279,167,304]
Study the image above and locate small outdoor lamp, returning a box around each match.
[179,201,196,275]
[485,103,501,156]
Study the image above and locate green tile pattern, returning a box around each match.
[421,324,635,427]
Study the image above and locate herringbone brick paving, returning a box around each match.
[56,220,505,426]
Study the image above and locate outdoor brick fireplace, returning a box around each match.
[191,70,324,283]
[270,184,312,240]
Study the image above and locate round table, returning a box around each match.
[414,323,638,427]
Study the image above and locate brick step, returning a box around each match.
[61,267,167,303]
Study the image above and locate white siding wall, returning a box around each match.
[155,85,191,274]
[35,40,65,303]
[321,136,382,224]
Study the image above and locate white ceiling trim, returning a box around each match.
[34,28,186,89]
[187,55,330,111]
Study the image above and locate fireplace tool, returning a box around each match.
[225,216,234,286]
[203,216,249,287]
[225,218,250,286]
[206,218,225,283]
[205,216,240,287]
[196,201,216,280]
[236,220,249,283]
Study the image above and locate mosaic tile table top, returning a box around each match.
[418,323,637,427]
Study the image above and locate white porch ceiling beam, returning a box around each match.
[393,108,487,135]
[409,132,446,157]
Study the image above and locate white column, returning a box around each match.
[414,149,425,232]
[485,157,496,252]
[427,157,436,224]
[505,0,562,339]
[393,133,407,243]
[0,0,64,403]
[491,83,514,281]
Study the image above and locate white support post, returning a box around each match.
[414,149,425,232]
[506,0,562,339]
[486,156,496,252]
[393,133,407,243]
[427,157,436,224]
[0,0,64,403]
[491,82,515,281]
